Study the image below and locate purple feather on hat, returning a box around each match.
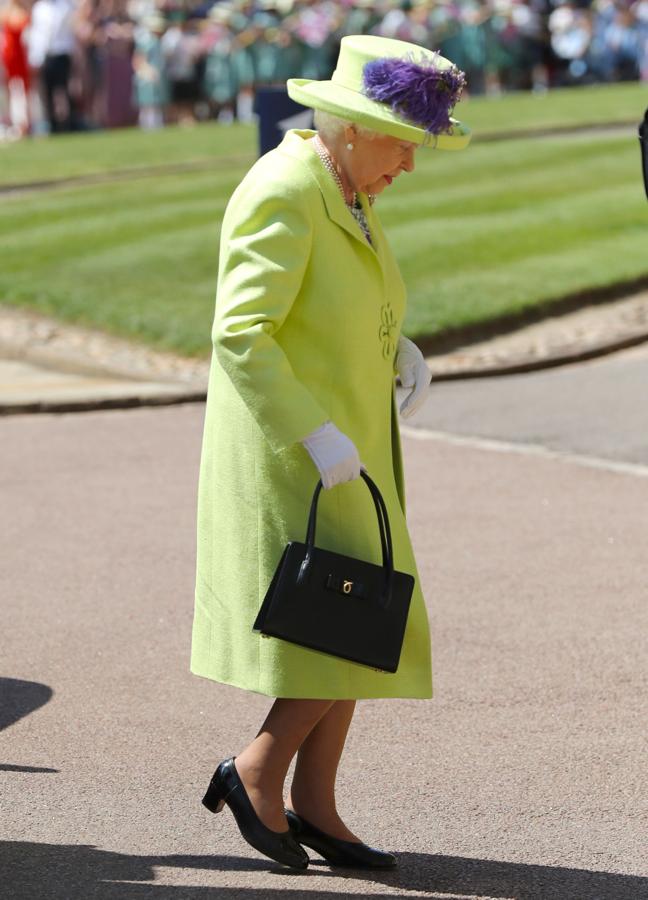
[362,53,466,135]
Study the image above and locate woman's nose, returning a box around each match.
[402,148,416,173]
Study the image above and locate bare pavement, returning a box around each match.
[2,344,648,899]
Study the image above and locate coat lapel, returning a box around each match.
[278,129,384,266]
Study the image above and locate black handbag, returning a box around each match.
[253,471,414,673]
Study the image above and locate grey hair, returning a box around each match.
[312,109,379,142]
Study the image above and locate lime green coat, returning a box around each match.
[190,128,432,699]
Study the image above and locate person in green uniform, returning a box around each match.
[132,14,169,129]
[191,34,470,872]
[228,0,256,120]
[250,0,283,85]
[203,4,238,121]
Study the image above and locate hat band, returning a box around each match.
[330,68,362,93]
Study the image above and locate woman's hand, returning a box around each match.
[301,422,362,489]
[395,335,432,420]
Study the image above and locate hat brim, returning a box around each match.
[286,78,471,150]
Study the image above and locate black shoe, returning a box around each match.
[202,758,309,870]
[285,808,397,869]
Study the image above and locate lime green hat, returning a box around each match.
[287,34,471,151]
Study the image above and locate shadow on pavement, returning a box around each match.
[1,842,645,899]
[0,677,53,732]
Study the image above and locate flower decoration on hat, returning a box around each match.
[362,52,466,136]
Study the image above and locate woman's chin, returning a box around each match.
[364,180,388,196]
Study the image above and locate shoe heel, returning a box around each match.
[202,771,229,814]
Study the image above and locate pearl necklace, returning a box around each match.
[312,135,374,245]
[312,134,355,205]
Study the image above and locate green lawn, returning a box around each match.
[388,131,647,338]
[0,91,646,355]
[0,123,255,187]
[0,81,645,187]
[460,81,646,137]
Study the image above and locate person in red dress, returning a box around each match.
[1,0,31,135]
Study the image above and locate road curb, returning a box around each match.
[2,324,648,416]
[0,389,207,417]
[428,327,648,382]
[3,287,648,415]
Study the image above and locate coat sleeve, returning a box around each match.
[211,171,330,453]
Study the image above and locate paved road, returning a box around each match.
[2,348,647,898]
[412,343,648,466]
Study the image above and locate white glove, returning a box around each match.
[395,334,432,420]
[301,421,362,489]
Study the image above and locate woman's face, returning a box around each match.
[346,129,418,196]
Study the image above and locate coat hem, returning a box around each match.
[190,665,433,701]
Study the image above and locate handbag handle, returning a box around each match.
[362,472,395,607]
[297,471,395,607]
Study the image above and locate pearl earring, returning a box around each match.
[346,142,354,151]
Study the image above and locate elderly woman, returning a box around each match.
[191,34,470,871]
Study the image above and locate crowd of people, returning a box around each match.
[1,0,647,139]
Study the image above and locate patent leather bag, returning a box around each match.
[253,471,414,673]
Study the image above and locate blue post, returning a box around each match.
[254,86,313,157]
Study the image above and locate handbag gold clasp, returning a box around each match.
[343,580,353,594]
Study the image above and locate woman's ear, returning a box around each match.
[344,124,358,145]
